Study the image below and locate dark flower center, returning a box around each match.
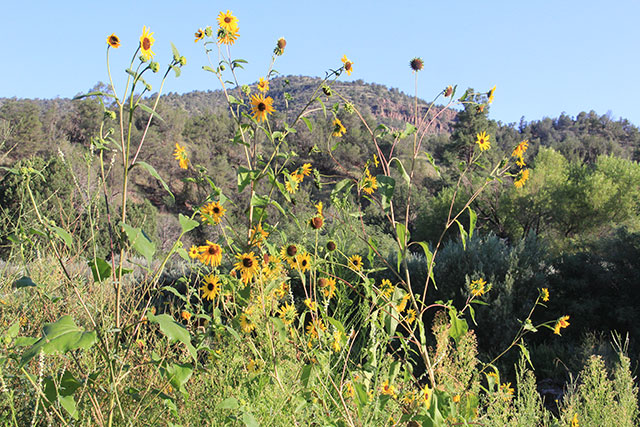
[301,259,308,267]
[110,36,118,44]
[318,278,328,287]
[213,207,220,213]
[224,17,232,23]
[142,38,151,50]
[345,62,352,71]
[208,246,219,255]
[208,283,214,291]
[258,102,266,112]
[287,245,297,257]
[243,257,253,268]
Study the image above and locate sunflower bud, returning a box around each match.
[343,102,355,114]
[149,61,160,73]
[139,54,149,63]
[205,26,213,37]
[104,110,117,121]
[326,241,336,252]
[179,56,187,66]
[144,82,152,91]
[322,85,332,97]
[241,85,251,96]
[219,64,226,71]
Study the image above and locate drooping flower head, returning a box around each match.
[554,315,570,335]
[107,33,120,49]
[274,37,286,56]
[217,28,239,45]
[332,118,346,137]
[173,143,189,169]
[250,94,275,122]
[475,131,491,151]
[139,26,155,60]
[194,29,205,43]
[410,57,424,72]
[514,169,530,188]
[487,85,496,104]
[444,85,453,97]
[341,55,354,76]
[217,10,239,32]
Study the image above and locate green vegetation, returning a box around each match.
[0,15,639,427]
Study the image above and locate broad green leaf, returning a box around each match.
[147,312,196,362]
[518,343,534,370]
[52,226,72,248]
[133,161,174,200]
[13,276,38,289]
[300,364,313,387]
[414,241,436,289]
[242,412,259,427]
[162,362,193,397]
[170,42,180,60]
[237,167,255,193]
[121,222,156,265]
[218,397,239,410]
[178,214,199,233]
[137,103,165,122]
[448,309,468,344]
[21,316,97,366]
[88,257,111,283]
[377,175,395,211]
[468,206,477,239]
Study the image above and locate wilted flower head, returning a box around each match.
[274,37,286,55]
[410,57,424,71]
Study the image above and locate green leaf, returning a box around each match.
[300,364,313,388]
[21,316,97,366]
[121,222,156,265]
[170,65,181,78]
[147,312,196,362]
[242,412,259,427]
[178,214,199,233]
[423,151,441,178]
[162,362,193,397]
[455,219,468,250]
[448,309,468,344]
[170,42,180,60]
[52,226,72,248]
[390,157,410,185]
[137,103,165,122]
[202,65,216,73]
[468,206,477,239]
[301,117,313,132]
[13,276,38,289]
[72,91,116,100]
[414,241,436,289]
[377,175,395,212]
[88,258,111,283]
[218,397,239,410]
[237,167,256,193]
[517,342,534,370]
[133,161,174,200]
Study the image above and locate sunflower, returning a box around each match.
[487,85,496,104]
[217,10,239,32]
[396,294,410,312]
[409,57,424,72]
[285,174,299,194]
[249,223,269,247]
[274,37,286,55]
[250,93,275,122]
[200,201,226,225]
[201,274,221,301]
[541,288,550,302]
[139,26,155,60]
[348,254,363,271]
[444,85,453,97]
[553,315,570,335]
[194,29,205,43]
[300,163,312,177]
[278,302,297,325]
[234,252,259,284]
[469,278,487,297]
[380,279,394,299]
[273,281,290,300]
[107,33,120,48]
[198,241,223,267]
[514,169,530,188]
[173,143,189,169]
[239,313,255,333]
[332,118,346,137]
[405,309,417,325]
[341,55,354,76]
[380,380,396,397]
[304,298,317,311]
[280,244,298,267]
[331,330,343,353]
[257,77,269,93]
[295,252,312,273]
[361,167,378,195]
[475,131,491,151]
[319,277,337,299]
[512,139,529,166]
[188,245,200,259]
[217,28,239,45]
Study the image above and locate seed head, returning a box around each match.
[410,57,424,72]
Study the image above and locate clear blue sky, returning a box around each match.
[3,0,639,126]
